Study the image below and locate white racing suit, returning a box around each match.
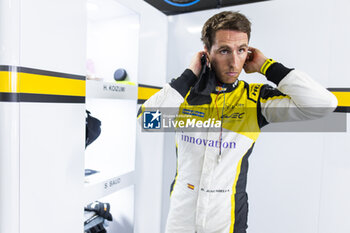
[137,62,337,233]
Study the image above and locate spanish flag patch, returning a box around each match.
[187,183,195,190]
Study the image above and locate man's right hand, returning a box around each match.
[243,47,268,74]
[188,51,208,77]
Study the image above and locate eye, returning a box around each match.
[238,48,247,54]
[220,49,229,55]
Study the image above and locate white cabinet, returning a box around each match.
[84,80,137,232]
[85,0,140,230]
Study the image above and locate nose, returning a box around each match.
[228,52,239,69]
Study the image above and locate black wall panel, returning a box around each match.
[144,0,269,15]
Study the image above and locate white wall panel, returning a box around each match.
[19,103,85,233]
[318,113,350,233]
[327,0,350,87]
[247,133,324,233]
[0,103,20,233]
[160,132,177,232]
[0,0,20,65]
[166,0,334,86]
[20,0,86,75]
[0,7,21,233]
[166,12,210,83]
[135,123,165,233]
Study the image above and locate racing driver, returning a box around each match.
[138,11,338,233]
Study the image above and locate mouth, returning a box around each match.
[226,72,238,77]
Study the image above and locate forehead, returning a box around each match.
[212,30,248,48]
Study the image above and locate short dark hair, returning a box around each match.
[201,11,251,50]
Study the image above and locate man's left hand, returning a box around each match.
[243,47,268,74]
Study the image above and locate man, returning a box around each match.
[138,11,337,233]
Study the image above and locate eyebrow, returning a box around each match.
[239,44,249,48]
[218,45,231,50]
[218,44,248,50]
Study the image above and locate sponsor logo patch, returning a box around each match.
[181,134,236,149]
[222,112,245,119]
[215,86,227,92]
[182,109,205,118]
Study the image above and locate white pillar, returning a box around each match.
[0,0,21,232]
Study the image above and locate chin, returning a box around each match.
[220,77,238,84]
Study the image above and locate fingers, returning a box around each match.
[198,51,209,64]
[245,47,268,74]
[247,47,258,62]
[195,51,210,66]
[248,46,260,54]
[189,51,207,77]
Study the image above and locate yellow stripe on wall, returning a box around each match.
[0,71,85,96]
[0,71,17,92]
[19,73,85,96]
[331,92,350,107]
[138,86,160,100]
